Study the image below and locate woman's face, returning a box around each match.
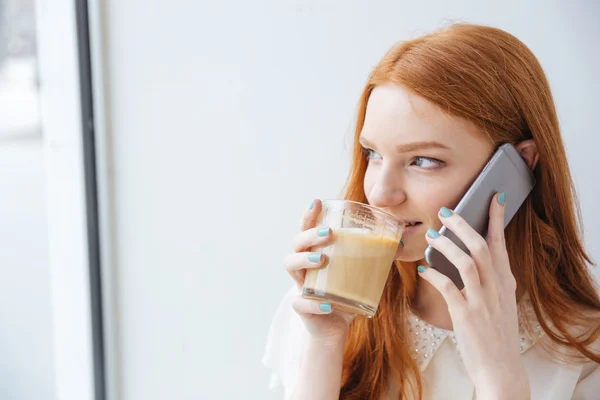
[360,84,495,262]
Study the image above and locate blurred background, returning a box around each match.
[1,0,599,399]
[0,0,53,399]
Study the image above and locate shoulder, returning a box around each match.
[566,300,600,391]
[262,285,309,395]
[572,353,600,398]
[520,292,600,397]
[528,291,600,369]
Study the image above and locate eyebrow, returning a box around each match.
[359,137,451,153]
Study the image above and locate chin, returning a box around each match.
[395,241,428,263]
[396,253,425,262]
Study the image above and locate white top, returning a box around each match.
[262,285,600,399]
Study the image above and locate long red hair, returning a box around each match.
[339,23,600,399]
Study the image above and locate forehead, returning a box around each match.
[361,84,485,147]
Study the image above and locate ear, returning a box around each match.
[515,139,539,171]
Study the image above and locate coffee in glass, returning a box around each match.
[302,200,405,317]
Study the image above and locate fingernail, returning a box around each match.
[427,228,441,239]
[417,265,427,273]
[308,253,322,263]
[498,192,506,206]
[400,240,405,248]
[440,207,453,218]
[318,227,331,237]
[320,302,332,312]
[309,200,314,210]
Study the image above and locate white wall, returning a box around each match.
[95,1,600,399]
[0,139,55,400]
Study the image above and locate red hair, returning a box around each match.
[339,23,600,399]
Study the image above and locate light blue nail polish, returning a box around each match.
[440,207,453,218]
[498,192,506,206]
[320,302,332,312]
[417,265,427,273]
[308,253,322,263]
[317,227,330,237]
[427,228,441,239]
[309,200,314,210]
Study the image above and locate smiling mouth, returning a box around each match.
[405,221,422,227]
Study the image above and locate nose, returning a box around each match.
[366,166,407,209]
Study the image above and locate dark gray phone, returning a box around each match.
[423,143,536,290]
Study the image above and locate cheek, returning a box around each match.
[412,180,464,227]
[363,168,376,201]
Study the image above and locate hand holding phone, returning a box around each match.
[423,143,536,290]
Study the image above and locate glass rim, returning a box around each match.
[321,199,405,227]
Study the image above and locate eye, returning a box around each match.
[412,156,444,169]
[361,146,382,161]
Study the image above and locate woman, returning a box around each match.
[263,23,600,399]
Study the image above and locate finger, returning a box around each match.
[284,252,323,288]
[293,226,334,253]
[301,199,322,232]
[487,192,514,288]
[292,296,333,319]
[417,264,466,312]
[487,193,509,267]
[284,252,327,287]
[437,207,495,287]
[425,228,483,300]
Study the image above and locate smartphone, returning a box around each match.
[423,143,536,290]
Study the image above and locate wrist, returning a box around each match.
[474,368,530,400]
[308,332,348,350]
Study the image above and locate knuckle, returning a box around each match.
[471,237,488,255]
[300,213,314,231]
[303,215,316,230]
[283,254,293,270]
[457,257,477,274]
[291,296,305,314]
[470,300,487,315]
[487,230,504,246]
[284,253,301,272]
[293,230,317,252]
[451,305,469,321]
[488,285,501,303]
[300,215,307,229]
[440,277,456,295]
[291,296,301,309]
[504,275,517,292]
[470,301,491,320]
[292,234,302,251]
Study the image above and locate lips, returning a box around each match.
[405,221,422,227]
[403,221,423,234]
